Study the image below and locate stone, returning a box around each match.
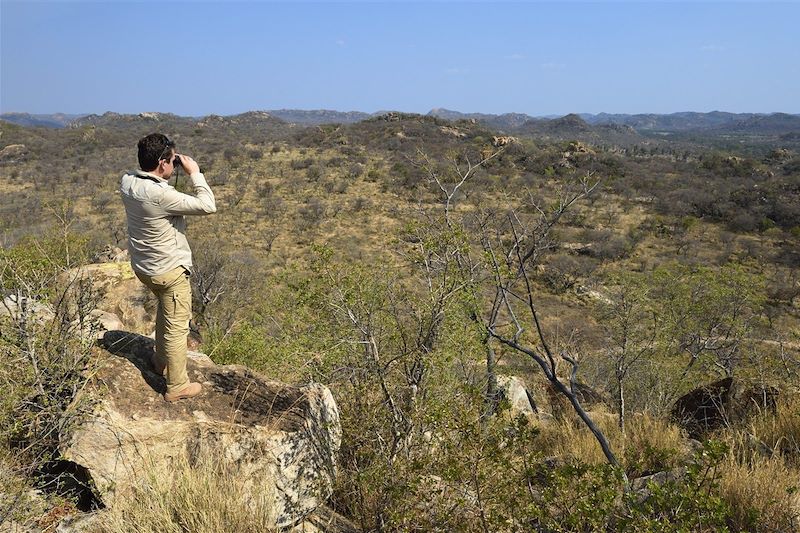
[85,310,125,339]
[496,374,536,417]
[671,377,779,438]
[631,468,686,503]
[55,511,106,533]
[492,135,517,147]
[543,380,609,420]
[90,245,128,264]
[572,382,609,407]
[439,126,466,138]
[60,263,154,334]
[60,330,342,529]
[0,144,28,163]
[0,294,55,324]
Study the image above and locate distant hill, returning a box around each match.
[715,113,800,135]
[195,111,286,127]
[527,113,593,134]
[512,113,640,145]
[428,110,800,136]
[0,112,86,128]
[267,109,372,125]
[428,108,535,131]
[579,111,800,135]
[68,111,198,129]
[4,109,798,136]
[578,111,754,131]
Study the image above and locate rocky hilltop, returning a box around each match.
[2,255,348,531]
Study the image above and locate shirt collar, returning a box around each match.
[135,169,168,182]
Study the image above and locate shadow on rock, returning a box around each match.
[101,330,165,394]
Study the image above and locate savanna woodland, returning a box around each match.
[2,110,799,531]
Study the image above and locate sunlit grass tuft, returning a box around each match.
[90,452,276,533]
[718,451,800,533]
[534,406,688,477]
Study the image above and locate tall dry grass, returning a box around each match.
[750,394,800,466]
[718,448,800,532]
[718,395,800,532]
[88,453,276,533]
[534,407,688,477]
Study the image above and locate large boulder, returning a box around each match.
[543,380,609,420]
[0,294,55,324]
[0,143,28,163]
[60,331,342,529]
[671,377,778,438]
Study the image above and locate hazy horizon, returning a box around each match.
[3,109,799,120]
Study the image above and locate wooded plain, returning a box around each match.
[1,110,799,531]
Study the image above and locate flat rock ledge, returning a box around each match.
[60,330,342,529]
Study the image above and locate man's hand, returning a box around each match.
[176,153,201,175]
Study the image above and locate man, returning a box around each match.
[120,133,216,402]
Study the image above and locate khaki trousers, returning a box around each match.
[135,266,192,394]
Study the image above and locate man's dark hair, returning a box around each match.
[137,133,175,171]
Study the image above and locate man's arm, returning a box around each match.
[159,154,217,215]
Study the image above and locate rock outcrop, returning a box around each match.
[60,330,342,529]
[0,143,28,163]
[1,294,55,324]
[671,377,778,438]
[61,262,154,335]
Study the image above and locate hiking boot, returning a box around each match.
[164,382,202,403]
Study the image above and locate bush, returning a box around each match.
[620,440,731,532]
[0,231,101,516]
[296,198,326,230]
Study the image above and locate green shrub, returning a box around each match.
[621,440,731,532]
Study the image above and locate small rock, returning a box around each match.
[496,374,536,417]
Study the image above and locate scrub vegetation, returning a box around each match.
[1,111,799,531]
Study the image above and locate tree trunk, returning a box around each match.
[617,379,626,434]
[484,337,499,417]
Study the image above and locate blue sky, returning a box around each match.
[1,1,798,116]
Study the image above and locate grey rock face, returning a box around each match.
[60,331,342,529]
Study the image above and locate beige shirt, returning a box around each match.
[120,169,216,276]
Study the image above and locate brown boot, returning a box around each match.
[164,382,202,403]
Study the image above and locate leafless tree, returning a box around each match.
[479,174,627,478]
[412,147,626,477]
[598,279,658,433]
[409,146,506,415]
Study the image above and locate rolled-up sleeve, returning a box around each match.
[159,173,217,215]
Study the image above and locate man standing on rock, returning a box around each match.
[120,133,216,402]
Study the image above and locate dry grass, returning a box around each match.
[534,407,688,476]
[88,453,277,533]
[750,394,800,466]
[718,398,800,532]
[718,451,800,532]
